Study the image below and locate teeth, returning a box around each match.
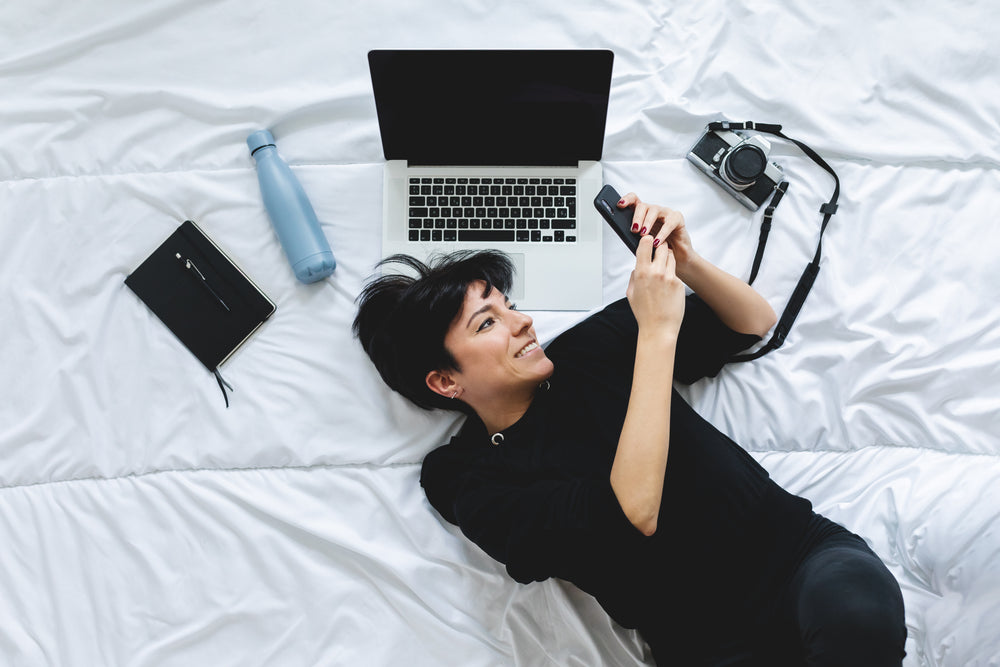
[515,342,538,358]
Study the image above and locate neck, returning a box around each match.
[470,389,537,435]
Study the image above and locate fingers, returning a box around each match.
[618,191,640,209]
[619,193,685,248]
[651,209,684,249]
[635,232,654,264]
[635,234,675,275]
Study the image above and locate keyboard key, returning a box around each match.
[555,230,565,242]
[409,229,419,241]
[410,207,428,217]
[516,230,529,242]
[551,220,576,229]
[459,230,516,242]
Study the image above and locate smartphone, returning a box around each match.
[593,184,641,254]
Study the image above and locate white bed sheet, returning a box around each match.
[2,1,999,665]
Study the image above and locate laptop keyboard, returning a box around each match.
[408,176,577,243]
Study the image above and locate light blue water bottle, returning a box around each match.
[247,129,336,283]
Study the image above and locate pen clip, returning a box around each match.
[176,252,231,312]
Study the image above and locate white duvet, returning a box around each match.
[1,1,998,665]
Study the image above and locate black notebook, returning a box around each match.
[125,220,276,404]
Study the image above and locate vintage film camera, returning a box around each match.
[687,124,785,210]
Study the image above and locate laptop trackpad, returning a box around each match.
[508,253,525,300]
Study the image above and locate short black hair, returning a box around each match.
[353,250,515,412]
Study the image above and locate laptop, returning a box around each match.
[368,49,614,310]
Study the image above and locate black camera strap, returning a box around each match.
[706,121,841,363]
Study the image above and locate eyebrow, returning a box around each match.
[465,304,495,329]
[465,299,512,329]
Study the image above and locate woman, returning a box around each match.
[353,193,906,665]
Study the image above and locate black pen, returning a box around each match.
[176,253,231,312]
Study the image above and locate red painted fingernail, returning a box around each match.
[640,227,647,235]
[618,199,625,205]
[631,223,639,232]
[653,238,661,247]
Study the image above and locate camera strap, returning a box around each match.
[706,121,841,363]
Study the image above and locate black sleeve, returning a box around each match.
[673,294,763,383]
[420,446,643,584]
[547,294,762,385]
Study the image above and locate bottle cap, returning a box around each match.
[247,130,276,156]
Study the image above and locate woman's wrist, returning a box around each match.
[674,250,705,287]
[636,326,679,351]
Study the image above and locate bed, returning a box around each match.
[2,1,998,664]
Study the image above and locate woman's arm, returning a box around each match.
[677,254,776,337]
[618,193,777,337]
[610,235,685,536]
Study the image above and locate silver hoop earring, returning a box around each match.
[450,391,458,399]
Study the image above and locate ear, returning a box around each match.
[425,369,459,399]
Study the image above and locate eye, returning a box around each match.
[476,317,495,332]
[508,302,518,311]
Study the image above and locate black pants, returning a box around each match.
[765,530,907,666]
[650,522,907,666]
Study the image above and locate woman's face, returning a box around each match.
[441,281,554,402]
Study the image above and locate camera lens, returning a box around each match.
[723,144,767,186]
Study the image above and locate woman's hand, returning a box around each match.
[626,234,686,338]
[618,192,697,275]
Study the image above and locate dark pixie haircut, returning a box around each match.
[353,250,514,412]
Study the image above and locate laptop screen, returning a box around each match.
[369,50,614,167]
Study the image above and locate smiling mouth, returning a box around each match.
[514,341,538,358]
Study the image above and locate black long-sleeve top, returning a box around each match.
[420,295,814,647]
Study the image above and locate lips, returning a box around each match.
[514,341,538,358]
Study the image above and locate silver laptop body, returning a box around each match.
[369,49,614,310]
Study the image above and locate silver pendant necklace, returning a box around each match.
[489,380,550,446]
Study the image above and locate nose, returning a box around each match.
[513,308,533,334]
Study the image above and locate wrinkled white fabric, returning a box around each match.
[1,0,998,665]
